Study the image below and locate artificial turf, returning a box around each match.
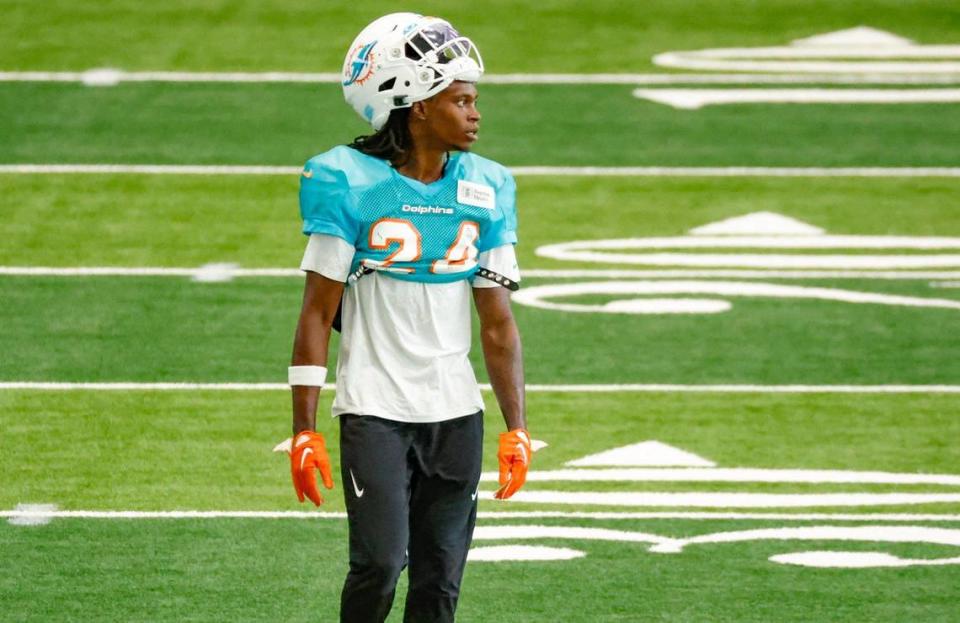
[3,0,958,73]
[3,83,960,167]
[4,2,960,620]
[2,390,958,512]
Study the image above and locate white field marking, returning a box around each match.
[654,26,960,74]
[648,525,960,555]
[3,164,960,177]
[531,214,960,296]
[7,504,58,526]
[479,491,960,508]
[0,71,342,84]
[525,270,960,280]
[5,266,960,281]
[510,281,960,315]
[771,550,960,568]
[795,27,913,47]
[634,88,960,109]
[0,164,299,175]
[930,281,960,288]
[0,266,300,277]
[473,524,960,568]
[512,167,960,177]
[5,70,960,85]
[80,68,123,86]
[539,234,960,251]
[473,525,673,547]
[0,161,663,177]
[565,441,716,468]
[512,167,960,178]
[476,512,960,522]
[0,509,348,519]
[478,468,960,486]
[191,262,239,283]
[690,211,824,236]
[537,250,960,269]
[3,382,960,393]
[485,73,960,85]
[467,545,586,562]
[535,229,960,271]
[0,382,291,391]
[3,509,960,522]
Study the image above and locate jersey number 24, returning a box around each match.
[367,218,479,274]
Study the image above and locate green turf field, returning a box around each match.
[2,0,958,72]
[2,392,960,621]
[5,83,960,166]
[3,1,960,621]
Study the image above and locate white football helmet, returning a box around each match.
[341,13,484,131]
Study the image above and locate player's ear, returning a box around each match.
[412,100,429,121]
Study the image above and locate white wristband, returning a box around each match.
[288,365,327,387]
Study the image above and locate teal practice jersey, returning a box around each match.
[299,145,517,284]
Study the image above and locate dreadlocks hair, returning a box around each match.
[348,107,414,166]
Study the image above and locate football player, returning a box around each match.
[277,13,535,623]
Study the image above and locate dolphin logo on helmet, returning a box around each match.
[343,41,378,87]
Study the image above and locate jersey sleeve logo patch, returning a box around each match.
[457,180,495,210]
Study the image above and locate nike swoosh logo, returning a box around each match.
[349,469,364,498]
[302,169,313,178]
[517,444,528,465]
[300,447,313,470]
[471,485,480,501]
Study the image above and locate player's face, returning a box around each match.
[423,81,481,152]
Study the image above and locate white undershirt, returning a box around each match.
[300,233,521,423]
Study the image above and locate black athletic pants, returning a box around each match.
[338,411,483,623]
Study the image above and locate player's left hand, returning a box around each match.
[495,428,536,500]
[273,430,334,506]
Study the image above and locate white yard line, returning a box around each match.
[512,281,960,313]
[4,70,960,85]
[481,512,960,522]
[1,382,959,393]
[523,269,960,280]
[478,491,960,507]
[2,509,959,522]
[2,164,960,177]
[0,266,300,277]
[520,385,960,394]
[0,164,297,175]
[510,166,960,178]
[4,266,960,280]
[0,382,291,391]
[634,87,960,109]
[479,468,960,486]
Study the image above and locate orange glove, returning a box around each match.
[273,431,334,506]
[494,428,532,500]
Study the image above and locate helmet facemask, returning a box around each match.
[403,20,484,93]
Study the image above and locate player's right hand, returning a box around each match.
[273,431,334,506]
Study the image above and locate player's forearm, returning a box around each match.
[290,309,332,434]
[292,386,321,434]
[480,320,526,431]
